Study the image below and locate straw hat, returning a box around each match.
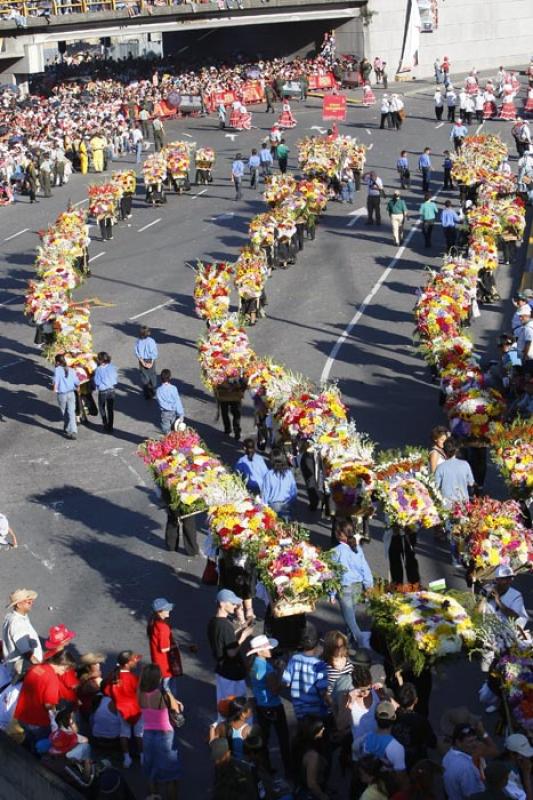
[7,589,37,608]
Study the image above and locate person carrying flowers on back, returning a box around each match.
[103,650,143,768]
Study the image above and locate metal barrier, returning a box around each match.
[0,0,186,15]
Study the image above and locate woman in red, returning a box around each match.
[104,650,143,768]
[147,598,182,690]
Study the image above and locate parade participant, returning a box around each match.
[434,87,444,120]
[390,94,405,130]
[269,124,281,158]
[298,439,321,511]
[264,83,276,114]
[330,520,373,648]
[434,437,475,509]
[500,84,517,120]
[234,438,268,496]
[52,353,79,440]
[134,325,158,400]
[207,590,251,704]
[276,139,289,174]
[259,142,273,177]
[458,88,468,122]
[248,148,260,190]
[93,351,118,434]
[373,57,383,84]
[24,158,38,204]
[362,83,376,106]
[434,58,443,84]
[152,116,165,153]
[419,192,439,249]
[79,137,89,175]
[450,120,468,153]
[446,86,457,122]
[512,119,531,157]
[90,133,106,173]
[465,71,478,96]
[2,589,41,677]
[486,565,530,633]
[392,683,437,770]
[418,148,432,193]
[483,87,497,119]
[39,154,52,198]
[429,426,449,473]
[525,86,533,114]
[474,91,484,123]
[379,95,391,129]
[147,598,182,685]
[155,369,184,434]
[441,200,462,252]
[231,153,244,201]
[386,190,407,247]
[443,150,454,189]
[103,651,143,768]
[464,94,475,125]
[363,170,384,225]
[138,106,150,138]
[217,103,226,129]
[261,448,297,521]
[277,100,297,129]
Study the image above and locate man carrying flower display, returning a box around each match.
[486,565,530,635]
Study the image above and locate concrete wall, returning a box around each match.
[364,0,533,78]
[0,731,83,800]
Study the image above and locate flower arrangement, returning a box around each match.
[198,317,255,392]
[249,213,277,248]
[264,174,297,206]
[209,500,279,552]
[496,650,533,735]
[195,147,215,169]
[234,247,268,300]
[194,260,233,322]
[112,169,136,194]
[297,178,329,214]
[445,386,506,440]
[489,418,533,499]
[450,496,533,577]
[276,385,348,439]
[369,590,476,674]
[88,183,121,219]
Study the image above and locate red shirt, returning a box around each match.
[104,671,140,723]
[148,619,174,679]
[58,668,79,703]
[15,664,61,726]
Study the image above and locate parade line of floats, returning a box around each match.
[23,133,533,734]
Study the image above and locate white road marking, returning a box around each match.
[310,125,327,134]
[476,122,484,134]
[192,188,208,200]
[22,543,54,571]
[225,133,238,141]
[211,212,235,221]
[88,251,105,264]
[346,207,367,228]
[72,198,89,208]
[104,445,147,487]
[435,122,444,129]
[0,295,22,307]
[138,218,161,233]
[366,129,372,135]
[367,143,374,151]
[129,298,174,320]
[321,191,442,383]
[0,358,23,370]
[182,132,193,138]
[4,228,29,242]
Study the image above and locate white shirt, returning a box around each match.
[350,689,379,755]
[442,748,484,800]
[488,586,529,630]
[434,92,444,107]
[517,320,533,360]
[380,99,390,113]
[1,610,43,673]
[364,175,384,197]
[131,128,143,144]
[0,513,9,545]
[0,682,21,730]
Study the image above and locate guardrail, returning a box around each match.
[0,0,217,16]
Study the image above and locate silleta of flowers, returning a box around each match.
[194,261,234,322]
[369,590,476,675]
[198,317,255,392]
[143,153,167,185]
[88,182,121,219]
[496,650,533,735]
[450,496,533,578]
[165,140,195,178]
[489,418,533,500]
[374,450,445,531]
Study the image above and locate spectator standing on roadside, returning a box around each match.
[2,588,41,677]
[418,148,432,193]
[207,590,252,704]
[152,117,164,153]
[93,351,118,434]
[231,153,244,200]
[363,170,384,225]
[135,325,158,400]
[419,192,439,249]
[155,369,184,434]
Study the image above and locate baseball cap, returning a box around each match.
[518,304,532,317]
[217,589,243,605]
[494,565,514,579]
[376,701,396,721]
[505,733,533,757]
[152,597,174,613]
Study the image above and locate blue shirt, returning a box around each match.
[442,748,484,800]
[93,363,118,391]
[261,469,297,506]
[248,155,260,170]
[155,382,184,415]
[282,654,328,719]
[54,366,79,393]
[396,156,409,170]
[418,154,432,169]
[235,453,269,495]
[260,149,273,164]
[434,457,474,506]
[451,125,468,140]
[330,542,374,590]
[135,336,158,361]
[250,656,281,707]
[232,160,245,179]
[441,208,460,227]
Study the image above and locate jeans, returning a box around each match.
[256,704,291,776]
[250,167,259,189]
[269,500,292,522]
[338,582,364,647]
[136,141,142,164]
[98,389,115,431]
[233,176,242,199]
[421,168,431,192]
[57,391,77,435]
[161,409,177,434]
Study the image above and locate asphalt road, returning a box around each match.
[0,75,530,795]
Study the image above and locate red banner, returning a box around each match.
[242,81,265,105]
[309,73,337,90]
[322,94,347,121]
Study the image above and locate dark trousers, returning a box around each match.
[501,238,516,264]
[464,446,487,488]
[120,193,132,219]
[233,177,242,199]
[476,109,483,122]
[389,530,420,585]
[366,195,381,224]
[165,512,199,556]
[265,97,275,113]
[443,226,456,252]
[220,400,241,438]
[255,705,291,776]
[379,112,391,129]
[28,183,37,203]
[278,157,288,174]
[421,168,430,192]
[99,218,113,240]
[422,221,434,248]
[139,362,157,397]
[98,389,115,431]
[154,132,164,153]
[443,168,453,189]
[447,105,456,122]
[453,136,464,154]
[40,172,52,197]
[250,167,259,189]
[435,106,443,120]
